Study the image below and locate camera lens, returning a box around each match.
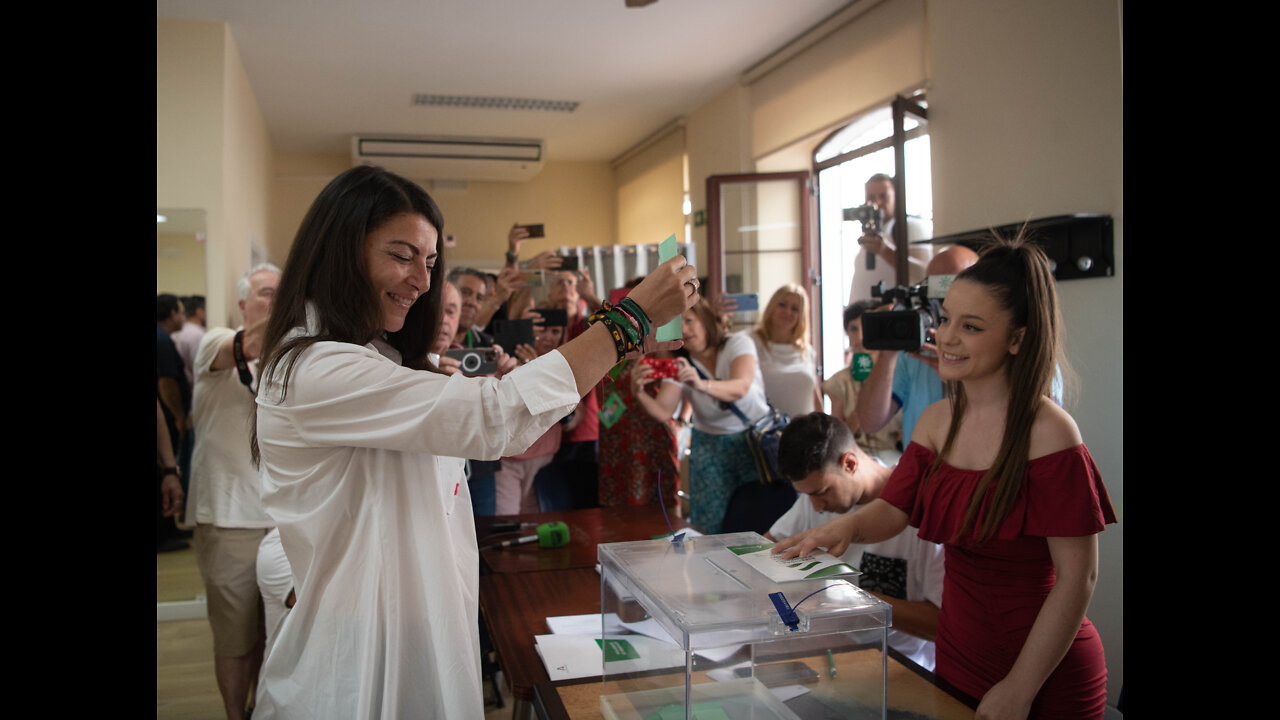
[462,352,481,372]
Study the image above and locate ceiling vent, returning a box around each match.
[351,135,545,182]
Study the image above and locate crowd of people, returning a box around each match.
[155,166,1116,720]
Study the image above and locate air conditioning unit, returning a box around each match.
[351,135,545,182]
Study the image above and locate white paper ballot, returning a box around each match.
[535,633,687,681]
[726,541,860,583]
[545,613,626,636]
[617,617,748,664]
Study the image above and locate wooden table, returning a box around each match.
[533,647,979,720]
[477,506,692,574]
[477,506,694,716]
[478,508,978,720]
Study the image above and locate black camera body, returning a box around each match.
[444,347,499,376]
[843,203,884,236]
[862,279,943,352]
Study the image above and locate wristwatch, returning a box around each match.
[162,466,180,477]
[505,251,519,264]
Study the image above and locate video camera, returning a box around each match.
[861,274,956,352]
[843,203,884,237]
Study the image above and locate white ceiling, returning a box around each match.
[157,0,852,163]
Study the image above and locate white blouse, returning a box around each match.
[678,332,771,434]
[254,323,580,720]
[751,333,819,418]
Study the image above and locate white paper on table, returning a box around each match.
[726,542,860,583]
[534,633,687,681]
[545,613,626,636]
[617,616,749,663]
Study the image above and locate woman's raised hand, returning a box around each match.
[625,256,698,330]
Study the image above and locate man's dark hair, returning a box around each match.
[182,295,205,317]
[777,412,857,483]
[843,299,877,327]
[157,293,181,322]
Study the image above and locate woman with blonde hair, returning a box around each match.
[751,283,822,417]
[775,234,1116,719]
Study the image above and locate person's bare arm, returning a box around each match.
[867,593,939,642]
[630,364,683,424]
[772,499,908,560]
[475,267,523,330]
[156,400,184,517]
[210,315,269,371]
[678,354,756,404]
[157,377,186,434]
[555,257,697,398]
[973,534,1099,720]
[855,350,899,434]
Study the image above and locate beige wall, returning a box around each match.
[685,84,754,273]
[269,154,615,274]
[614,129,686,249]
[748,0,927,159]
[157,17,273,330]
[157,18,225,324]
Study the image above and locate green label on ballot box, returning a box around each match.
[655,234,682,342]
[595,638,641,662]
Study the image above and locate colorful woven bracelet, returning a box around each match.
[617,297,652,338]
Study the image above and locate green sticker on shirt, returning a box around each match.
[851,352,873,382]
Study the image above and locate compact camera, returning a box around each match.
[444,347,499,376]
[862,274,956,352]
[843,203,884,237]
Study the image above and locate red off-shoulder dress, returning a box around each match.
[880,442,1117,719]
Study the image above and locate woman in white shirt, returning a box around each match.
[249,165,699,720]
[750,283,822,418]
[631,297,770,534]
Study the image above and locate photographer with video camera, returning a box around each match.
[855,245,979,451]
[847,173,934,304]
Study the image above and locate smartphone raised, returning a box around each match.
[722,293,760,312]
[556,255,580,272]
[493,319,536,356]
[520,223,545,238]
[532,308,568,327]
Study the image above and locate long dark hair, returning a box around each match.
[927,230,1066,543]
[251,165,447,465]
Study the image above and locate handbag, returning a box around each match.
[690,360,790,484]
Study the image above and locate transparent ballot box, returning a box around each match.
[598,531,891,720]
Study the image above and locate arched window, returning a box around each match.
[814,94,931,379]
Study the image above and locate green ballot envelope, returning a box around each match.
[656,234,682,342]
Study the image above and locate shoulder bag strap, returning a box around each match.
[689,358,753,429]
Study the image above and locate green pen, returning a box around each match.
[827,649,837,678]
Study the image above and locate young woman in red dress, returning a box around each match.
[774,235,1116,720]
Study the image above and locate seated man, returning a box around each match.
[765,411,944,671]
